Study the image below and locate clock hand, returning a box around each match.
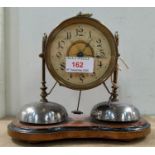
[76,39,93,57]
[81,39,93,52]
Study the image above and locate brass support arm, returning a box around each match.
[39,33,48,102]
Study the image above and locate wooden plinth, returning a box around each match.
[8,116,151,143]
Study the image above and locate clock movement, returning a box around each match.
[8,13,150,142]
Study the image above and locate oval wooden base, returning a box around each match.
[8,116,151,143]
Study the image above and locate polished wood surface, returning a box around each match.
[7,116,151,143]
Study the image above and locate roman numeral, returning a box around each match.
[89,31,92,38]
[66,32,71,40]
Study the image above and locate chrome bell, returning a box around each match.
[91,101,140,122]
[18,101,68,124]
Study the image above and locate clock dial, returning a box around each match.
[45,16,117,90]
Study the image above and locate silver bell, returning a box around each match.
[91,101,140,122]
[17,101,68,124]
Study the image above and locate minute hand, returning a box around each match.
[81,39,93,52]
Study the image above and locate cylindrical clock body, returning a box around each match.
[45,16,118,90]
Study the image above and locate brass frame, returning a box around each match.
[45,16,118,90]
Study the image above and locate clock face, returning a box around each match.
[45,16,117,90]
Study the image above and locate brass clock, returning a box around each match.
[45,14,118,90]
[8,13,151,143]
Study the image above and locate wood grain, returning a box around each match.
[7,116,151,142]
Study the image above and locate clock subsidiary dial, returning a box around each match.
[45,16,117,90]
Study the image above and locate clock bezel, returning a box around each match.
[45,16,118,90]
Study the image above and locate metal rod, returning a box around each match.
[111,32,120,102]
[39,33,48,102]
[103,82,112,95]
[47,82,58,95]
[72,90,83,114]
[77,90,82,111]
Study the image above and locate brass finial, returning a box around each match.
[114,31,119,47]
[76,12,93,18]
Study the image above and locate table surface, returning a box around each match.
[0,115,155,147]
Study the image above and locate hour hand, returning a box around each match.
[76,39,93,57]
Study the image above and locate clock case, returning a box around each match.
[45,15,118,90]
[7,13,150,143]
